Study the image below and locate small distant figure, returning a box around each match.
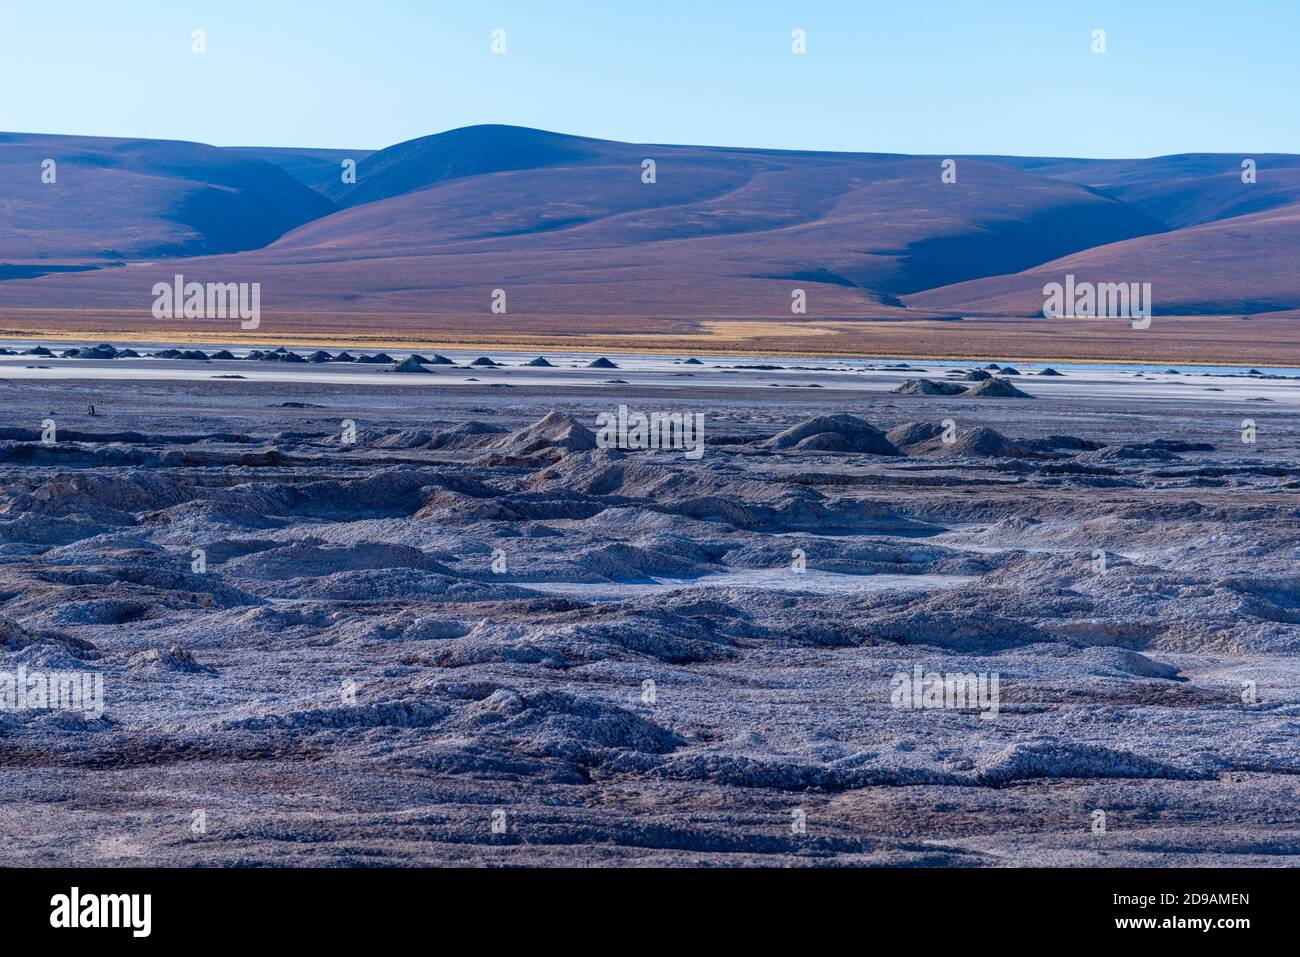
[87,404,96,416]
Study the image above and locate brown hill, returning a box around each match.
[2,127,1297,363]
[0,126,1163,323]
[904,203,1300,319]
[0,132,334,268]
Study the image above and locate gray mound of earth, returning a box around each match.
[761,414,900,455]
[388,356,432,374]
[894,378,968,396]
[1,360,1297,867]
[898,425,1037,458]
[486,411,597,461]
[894,377,1031,399]
[964,377,1033,398]
[886,421,947,449]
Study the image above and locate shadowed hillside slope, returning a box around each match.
[1051,153,1300,229]
[0,132,336,269]
[227,146,376,197]
[905,202,1300,317]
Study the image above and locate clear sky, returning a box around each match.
[2,0,1295,157]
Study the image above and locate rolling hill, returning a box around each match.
[227,146,376,198]
[0,132,336,272]
[904,202,1300,318]
[0,125,1165,316]
[0,125,1295,361]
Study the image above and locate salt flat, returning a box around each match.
[1,348,1297,866]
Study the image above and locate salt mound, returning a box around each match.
[275,568,529,602]
[976,739,1199,783]
[894,378,967,396]
[762,414,900,455]
[130,645,214,673]
[886,421,946,449]
[1,618,94,657]
[369,429,434,449]
[455,688,684,756]
[963,377,1032,398]
[531,451,931,534]
[223,699,450,732]
[525,357,554,367]
[65,344,119,359]
[955,427,1035,457]
[438,610,737,668]
[1018,434,1104,453]
[1078,445,1179,463]
[1039,367,1063,376]
[908,426,1035,458]
[388,356,431,374]
[426,421,507,450]
[587,357,619,369]
[222,542,442,580]
[547,541,703,580]
[1077,647,1182,680]
[490,411,597,457]
[470,357,499,367]
[963,369,992,381]
[426,354,455,365]
[18,471,193,520]
[349,612,467,643]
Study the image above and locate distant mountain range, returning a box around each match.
[2,125,1297,359]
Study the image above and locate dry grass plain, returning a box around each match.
[4,309,1299,366]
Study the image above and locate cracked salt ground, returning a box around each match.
[1,357,1298,865]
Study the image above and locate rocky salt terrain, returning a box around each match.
[1,355,1298,866]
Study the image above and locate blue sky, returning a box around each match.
[2,0,1295,156]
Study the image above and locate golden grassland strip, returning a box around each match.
[3,310,1299,367]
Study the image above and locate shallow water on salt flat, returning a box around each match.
[5,346,1299,405]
